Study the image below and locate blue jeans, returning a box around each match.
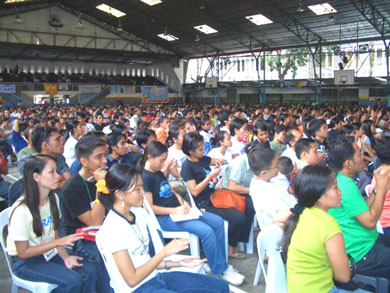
[158,211,227,274]
[329,286,369,293]
[74,240,112,293]
[134,272,229,292]
[12,254,97,293]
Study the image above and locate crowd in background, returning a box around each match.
[2,101,390,292]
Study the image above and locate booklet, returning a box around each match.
[169,208,202,222]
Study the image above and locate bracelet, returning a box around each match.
[164,260,170,270]
[94,198,101,205]
[96,180,110,194]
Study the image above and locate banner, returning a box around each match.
[0,84,15,93]
[141,86,168,103]
[44,83,58,95]
[110,85,136,94]
[58,83,69,91]
[79,84,101,93]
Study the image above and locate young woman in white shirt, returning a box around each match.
[96,164,229,293]
[8,154,97,293]
[208,131,233,164]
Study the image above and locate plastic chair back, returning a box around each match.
[254,224,286,292]
[0,207,58,293]
[8,179,23,207]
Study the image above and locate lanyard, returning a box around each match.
[80,175,93,202]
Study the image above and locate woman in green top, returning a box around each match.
[281,165,362,293]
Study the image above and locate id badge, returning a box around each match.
[43,247,58,261]
[41,234,58,262]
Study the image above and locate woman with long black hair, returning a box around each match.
[7,154,97,292]
[96,163,229,292]
[282,165,360,293]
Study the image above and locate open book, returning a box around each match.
[169,208,202,222]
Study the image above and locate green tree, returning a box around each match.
[264,48,309,81]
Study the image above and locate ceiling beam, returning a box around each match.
[349,0,390,38]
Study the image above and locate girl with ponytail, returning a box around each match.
[282,165,355,293]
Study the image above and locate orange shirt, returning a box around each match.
[156,128,168,144]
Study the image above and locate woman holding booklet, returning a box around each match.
[137,140,244,286]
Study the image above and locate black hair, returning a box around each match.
[66,118,81,137]
[106,132,126,154]
[308,119,326,138]
[281,165,333,258]
[168,124,182,141]
[328,117,341,129]
[229,117,247,136]
[327,135,355,171]
[373,136,390,165]
[31,126,59,153]
[274,125,286,134]
[278,156,293,175]
[253,121,269,136]
[351,122,362,132]
[135,129,156,148]
[362,120,374,143]
[285,129,299,146]
[105,163,140,205]
[219,110,232,127]
[182,131,204,156]
[200,115,210,128]
[137,140,167,171]
[248,145,277,176]
[216,130,229,146]
[75,134,106,160]
[111,123,126,134]
[11,155,60,237]
[340,125,355,136]
[295,138,315,160]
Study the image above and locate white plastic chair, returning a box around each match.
[364,184,384,234]
[137,206,204,274]
[179,179,229,262]
[0,207,58,293]
[253,224,287,293]
[142,194,200,258]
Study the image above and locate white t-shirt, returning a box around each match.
[64,135,78,168]
[230,137,245,156]
[281,146,299,167]
[96,207,157,293]
[7,195,60,256]
[249,177,296,228]
[207,147,233,164]
[167,146,187,181]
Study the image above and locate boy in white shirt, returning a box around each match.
[248,146,296,228]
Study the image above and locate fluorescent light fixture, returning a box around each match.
[158,33,179,41]
[245,14,273,26]
[308,3,337,15]
[96,4,126,18]
[194,24,218,34]
[5,0,32,3]
[140,0,162,6]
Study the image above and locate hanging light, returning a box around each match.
[297,0,305,12]
[117,20,123,32]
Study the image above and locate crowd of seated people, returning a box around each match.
[0,67,165,86]
[2,101,390,292]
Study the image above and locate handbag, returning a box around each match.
[210,189,246,213]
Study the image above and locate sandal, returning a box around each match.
[228,252,246,259]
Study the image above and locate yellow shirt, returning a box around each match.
[287,207,342,293]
